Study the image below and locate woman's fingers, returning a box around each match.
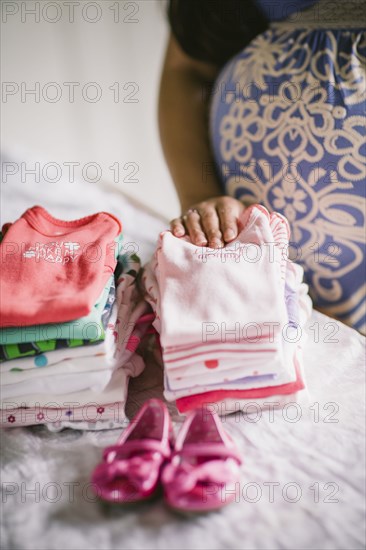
[170,197,245,248]
[216,199,244,242]
[183,209,208,246]
[199,207,223,248]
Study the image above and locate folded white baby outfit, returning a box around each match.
[143,204,312,409]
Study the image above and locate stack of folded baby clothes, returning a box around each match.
[0,206,151,430]
[143,204,312,415]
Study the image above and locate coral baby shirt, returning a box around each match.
[0,206,122,327]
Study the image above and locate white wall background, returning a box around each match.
[1,0,180,220]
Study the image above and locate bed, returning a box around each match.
[1,155,365,550]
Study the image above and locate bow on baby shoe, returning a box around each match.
[93,451,163,495]
[162,458,239,496]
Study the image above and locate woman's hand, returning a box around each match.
[170,196,245,248]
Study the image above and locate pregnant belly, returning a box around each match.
[209,26,366,333]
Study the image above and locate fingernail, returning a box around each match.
[224,229,235,241]
[209,239,223,249]
[174,228,184,236]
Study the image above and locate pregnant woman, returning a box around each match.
[159,0,366,334]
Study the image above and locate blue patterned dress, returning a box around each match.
[209,0,366,333]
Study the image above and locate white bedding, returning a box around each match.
[1,156,365,550]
